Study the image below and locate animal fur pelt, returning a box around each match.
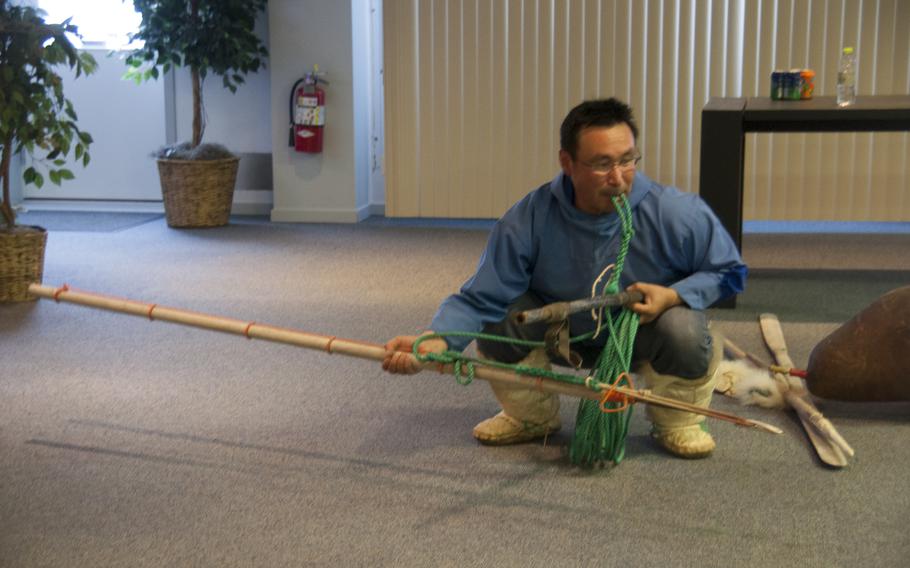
[716,359,786,409]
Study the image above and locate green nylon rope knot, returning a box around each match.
[453,359,475,385]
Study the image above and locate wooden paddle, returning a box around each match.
[759,313,854,467]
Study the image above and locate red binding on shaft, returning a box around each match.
[53,284,69,302]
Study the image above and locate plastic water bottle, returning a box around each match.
[836,46,856,107]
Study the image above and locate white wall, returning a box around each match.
[368,0,385,208]
[22,49,166,201]
[351,0,371,212]
[268,0,374,223]
[8,139,23,208]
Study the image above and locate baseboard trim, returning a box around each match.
[21,199,165,214]
[232,189,272,216]
[269,202,385,223]
[22,189,274,217]
[270,207,361,223]
[366,202,385,218]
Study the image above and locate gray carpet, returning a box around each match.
[1,214,908,567]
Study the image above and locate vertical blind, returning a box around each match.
[384,0,910,220]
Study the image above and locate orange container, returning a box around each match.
[800,69,815,99]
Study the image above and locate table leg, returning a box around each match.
[699,104,745,308]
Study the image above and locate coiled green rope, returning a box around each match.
[569,194,640,465]
[414,195,640,466]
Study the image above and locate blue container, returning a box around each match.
[770,70,786,100]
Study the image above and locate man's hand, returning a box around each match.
[626,282,682,324]
[382,332,448,375]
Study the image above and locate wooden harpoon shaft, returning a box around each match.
[513,290,645,325]
[28,283,782,435]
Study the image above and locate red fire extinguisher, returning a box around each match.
[289,66,328,153]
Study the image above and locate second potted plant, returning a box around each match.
[125,0,268,228]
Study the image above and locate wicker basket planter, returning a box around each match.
[157,157,240,228]
[0,225,48,302]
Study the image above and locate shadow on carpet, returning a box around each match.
[15,211,164,233]
[711,267,910,323]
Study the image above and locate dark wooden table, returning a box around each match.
[698,95,910,307]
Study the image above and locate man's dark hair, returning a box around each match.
[559,98,639,159]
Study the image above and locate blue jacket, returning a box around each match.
[430,171,748,351]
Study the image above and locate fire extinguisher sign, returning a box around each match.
[296,96,325,126]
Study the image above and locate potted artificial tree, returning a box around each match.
[0,1,95,302]
[125,0,268,228]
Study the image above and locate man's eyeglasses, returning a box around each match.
[579,151,641,174]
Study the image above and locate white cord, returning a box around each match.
[589,263,615,340]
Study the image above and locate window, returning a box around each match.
[38,0,142,50]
